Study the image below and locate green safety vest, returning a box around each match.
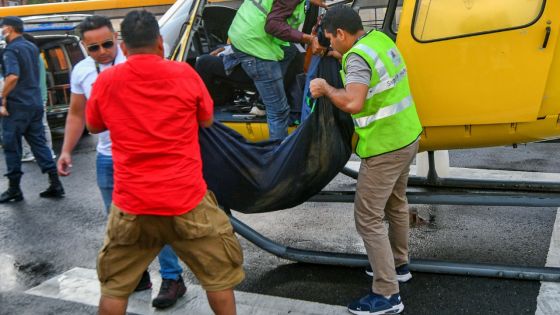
[341,30,422,158]
[228,0,306,61]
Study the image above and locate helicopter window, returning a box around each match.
[358,6,387,31]
[412,0,545,42]
[351,0,403,40]
[352,0,389,31]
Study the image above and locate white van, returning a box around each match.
[21,15,87,130]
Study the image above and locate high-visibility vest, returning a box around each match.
[228,0,306,61]
[341,30,422,158]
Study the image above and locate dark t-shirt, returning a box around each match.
[2,36,42,111]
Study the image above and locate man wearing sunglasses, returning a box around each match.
[57,15,186,309]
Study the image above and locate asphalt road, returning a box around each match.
[0,134,558,314]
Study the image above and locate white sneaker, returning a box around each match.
[249,106,266,117]
[21,154,35,162]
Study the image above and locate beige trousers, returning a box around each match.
[354,139,419,296]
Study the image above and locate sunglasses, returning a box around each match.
[86,40,114,53]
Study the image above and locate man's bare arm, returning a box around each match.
[309,78,368,114]
[57,93,87,176]
[2,74,18,98]
[0,74,19,116]
[62,93,87,153]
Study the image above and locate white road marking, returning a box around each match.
[26,267,348,315]
[0,254,18,291]
[535,209,560,315]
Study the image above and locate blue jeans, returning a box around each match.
[230,45,297,140]
[95,153,183,280]
[2,109,56,179]
[96,153,114,214]
[22,102,54,159]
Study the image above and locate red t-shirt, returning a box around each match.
[86,54,213,216]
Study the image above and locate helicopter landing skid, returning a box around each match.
[225,183,560,282]
[229,215,560,282]
[341,151,560,193]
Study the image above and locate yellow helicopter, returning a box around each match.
[162,0,560,280]
[167,0,560,152]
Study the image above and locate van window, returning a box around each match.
[64,42,84,67]
[47,47,69,72]
[413,0,545,42]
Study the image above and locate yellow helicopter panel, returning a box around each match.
[413,0,544,41]
[418,115,560,152]
[397,0,559,127]
[540,37,560,117]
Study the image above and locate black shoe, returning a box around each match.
[0,177,23,203]
[0,187,23,203]
[152,276,186,309]
[39,171,64,198]
[135,270,152,292]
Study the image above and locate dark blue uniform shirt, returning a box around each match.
[2,36,42,111]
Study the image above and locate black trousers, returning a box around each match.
[2,109,56,180]
[195,54,252,106]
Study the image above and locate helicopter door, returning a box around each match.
[395,0,558,127]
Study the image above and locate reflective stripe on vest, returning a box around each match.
[354,43,408,99]
[354,44,387,82]
[366,67,407,98]
[353,95,413,128]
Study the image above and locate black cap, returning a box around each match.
[0,16,23,29]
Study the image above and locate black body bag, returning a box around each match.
[199,57,354,213]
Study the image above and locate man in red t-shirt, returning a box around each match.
[86,10,244,315]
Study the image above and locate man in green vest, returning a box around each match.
[310,7,422,315]
[225,0,325,140]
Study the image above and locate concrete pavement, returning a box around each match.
[1,135,559,314]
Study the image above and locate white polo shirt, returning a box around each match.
[70,47,126,156]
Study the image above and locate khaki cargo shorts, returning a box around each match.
[97,191,245,298]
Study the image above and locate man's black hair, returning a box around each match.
[120,10,159,49]
[1,16,24,33]
[13,25,24,33]
[76,15,114,39]
[321,6,363,35]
